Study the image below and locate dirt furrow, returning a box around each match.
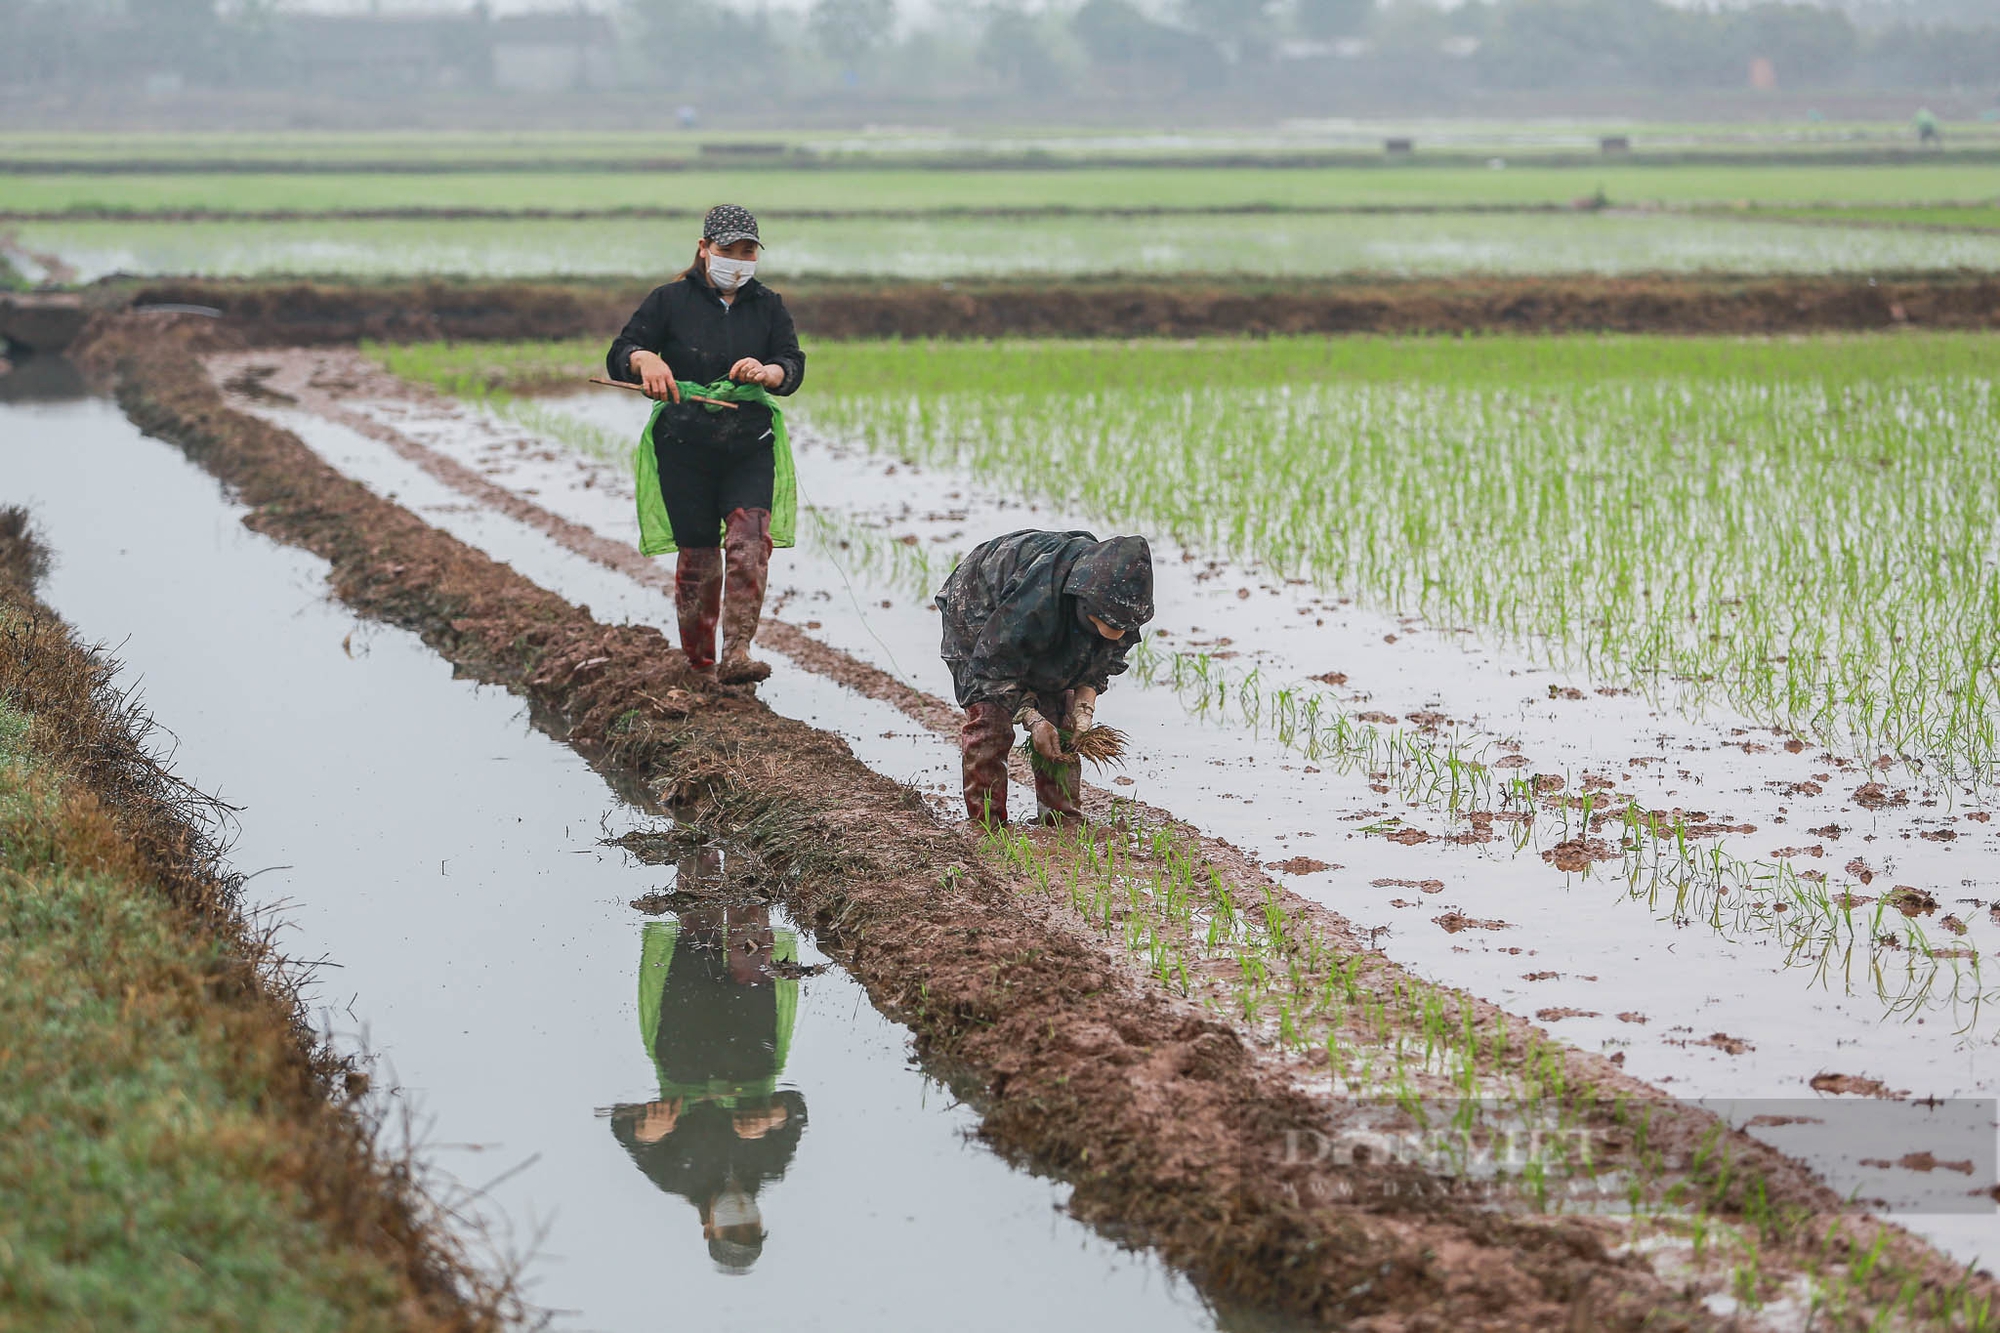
[79,271,2000,348]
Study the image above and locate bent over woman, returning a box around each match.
[937,530,1154,825]
[608,204,806,684]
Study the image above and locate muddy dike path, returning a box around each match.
[69,315,2000,1331]
[68,269,2000,346]
[0,512,511,1329]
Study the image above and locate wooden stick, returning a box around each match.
[587,376,739,409]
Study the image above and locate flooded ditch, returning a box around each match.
[193,347,2000,1272]
[2,394,1237,1331]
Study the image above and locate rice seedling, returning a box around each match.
[1138,640,1978,1019]
[975,806,1997,1324]
[800,334,2000,789]
[1016,724,1129,777]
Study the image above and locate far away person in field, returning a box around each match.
[937,530,1155,825]
[608,204,806,685]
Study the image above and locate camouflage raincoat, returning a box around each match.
[935,529,1155,714]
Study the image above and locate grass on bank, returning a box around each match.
[0,592,489,1331]
[4,163,2000,217]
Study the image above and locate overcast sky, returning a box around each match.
[278,0,988,18]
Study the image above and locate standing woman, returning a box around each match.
[608,204,806,684]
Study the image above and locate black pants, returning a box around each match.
[653,423,774,551]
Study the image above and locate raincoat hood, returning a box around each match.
[1063,535,1154,633]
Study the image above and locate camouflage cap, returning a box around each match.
[703,203,762,248]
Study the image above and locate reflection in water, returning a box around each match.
[0,354,88,404]
[606,852,808,1275]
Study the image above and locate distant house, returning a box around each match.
[272,13,493,90]
[492,12,617,93]
[268,8,616,94]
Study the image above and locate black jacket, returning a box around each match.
[606,270,806,450]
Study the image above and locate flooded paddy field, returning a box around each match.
[14,208,2000,287]
[2,396,1233,1332]
[10,303,2000,1329]
[343,331,2000,1269]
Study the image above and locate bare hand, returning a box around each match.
[633,1098,683,1144]
[1030,719,1064,763]
[631,350,680,404]
[729,357,783,388]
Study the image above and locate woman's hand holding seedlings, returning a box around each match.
[1029,718,1064,762]
[630,349,681,403]
[728,357,784,389]
[1071,688,1098,734]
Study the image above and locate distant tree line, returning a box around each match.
[977,0,2000,96]
[1,0,1994,102]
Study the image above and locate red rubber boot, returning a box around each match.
[675,546,723,678]
[719,507,774,685]
[960,702,1014,826]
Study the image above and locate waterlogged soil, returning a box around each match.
[204,346,2000,1271]
[101,271,2000,344]
[60,319,2000,1328]
[2,397,1232,1333]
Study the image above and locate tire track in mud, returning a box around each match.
[75,316,1997,1331]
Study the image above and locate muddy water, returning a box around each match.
[204,367,2000,1266]
[1,397,1229,1332]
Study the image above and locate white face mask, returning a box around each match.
[707,252,756,293]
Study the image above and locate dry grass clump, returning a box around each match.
[0,506,52,594]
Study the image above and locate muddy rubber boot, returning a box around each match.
[675,546,723,680]
[1034,755,1085,826]
[960,702,1013,826]
[1034,689,1085,826]
[718,507,773,685]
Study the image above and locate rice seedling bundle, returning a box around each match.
[1020,725,1130,773]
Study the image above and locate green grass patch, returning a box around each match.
[0,679,446,1330]
[7,163,2000,216]
[1750,203,2000,231]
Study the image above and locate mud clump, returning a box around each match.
[1862,1152,1974,1175]
[1885,885,1939,917]
[1811,1072,1910,1099]
[1434,911,1511,934]
[1535,1007,1600,1022]
[1541,837,1616,872]
[1373,876,1444,893]
[1265,856,1333,875]
[1853,782,1909,810]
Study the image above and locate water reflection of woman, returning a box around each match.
[606,874,807,1274]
